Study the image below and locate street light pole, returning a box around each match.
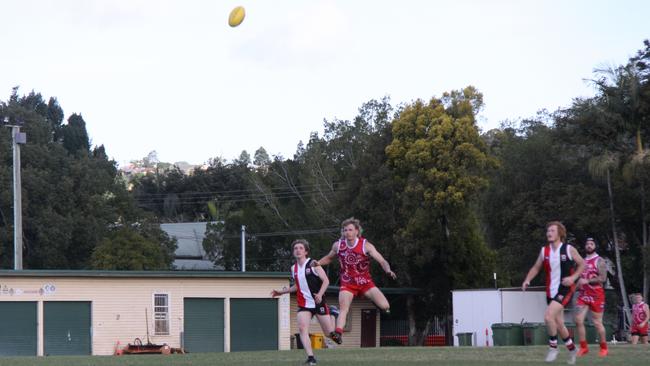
[12,125,25,270]
[241,225,246,272]
[3,117,26,270]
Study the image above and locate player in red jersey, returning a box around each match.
[312,218,396,344]
[271,239,335,366]
[574,237,608,357]
[630,293,649,345]
[522,221,585,364]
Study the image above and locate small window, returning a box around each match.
[153,293,170,335]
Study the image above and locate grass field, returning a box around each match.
[0,345,647,366]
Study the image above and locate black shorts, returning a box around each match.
[546,285,575,307]
[298,302,330,316]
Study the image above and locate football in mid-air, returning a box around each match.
[228,6,246,27]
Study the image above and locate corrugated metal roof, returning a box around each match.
[173,259,221,270]
[161,222,214,258]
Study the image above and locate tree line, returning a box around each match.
[0,40,648,345]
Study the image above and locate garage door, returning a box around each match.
[230,298,278,351]
[183,298,224,352]
[44,301,91,355]
[0,302,37,356]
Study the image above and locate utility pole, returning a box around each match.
[241,225,246,272]
[3,117,26,270]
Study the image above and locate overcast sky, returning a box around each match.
[0,0,648,165]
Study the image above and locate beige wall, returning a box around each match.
[289,294,380,348]
[0,276,291,355]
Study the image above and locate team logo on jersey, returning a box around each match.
[306,268,311,274]
[561,254,567,261]
[557,294,564,301]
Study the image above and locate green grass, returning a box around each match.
[0,345,648,366]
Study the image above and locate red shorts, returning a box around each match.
[576,292,605,313]
[340,281,376,297]
[631,323,648,337]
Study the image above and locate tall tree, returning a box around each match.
[386,87,497,344]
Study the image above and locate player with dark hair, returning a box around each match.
[574,237,608,357]
[522,221,585,364]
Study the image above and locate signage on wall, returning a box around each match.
[0,283,56,296]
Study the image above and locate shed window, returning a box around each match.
[154,293,170,335]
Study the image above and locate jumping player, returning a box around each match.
[630,293,649,345]
[271,239,335,366]
[311,217,396,344]
[522,221,585,364]
[574,237,608,357]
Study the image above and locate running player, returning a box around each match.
[630,293,649,345]
[574,237,608,357]
[311,217,397,344]
[271,239,335,366]
[522,221,585,364]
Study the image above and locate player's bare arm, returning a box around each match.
[312,266,329,304]
[593,258,607,284]
[271,285,296,297]
[522,250,543,290]
[311,242,338,267]
[562,246,584,287]
[578,256,608,287]
[365,242,396,279]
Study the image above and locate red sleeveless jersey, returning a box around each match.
[578,255,605,298]
[337,237,373,287]
[633,302,648,325]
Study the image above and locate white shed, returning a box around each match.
[452,288,547,346]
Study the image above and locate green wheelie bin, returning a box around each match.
[491,323,524,346]
[523,323,547,345]
[457,332,473,346]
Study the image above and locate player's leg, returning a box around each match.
[591,308,608,356]
[554,304,573,342]
[336,291,354,331]
[543,302,561,362]
[641,334,649,345]
[315,313,335,335]
[363,287,390,313]
[553,302,577,364]
[297,311,315,361]
[574,305,589,355]
[630,334,639,345]
[544,301,561,338]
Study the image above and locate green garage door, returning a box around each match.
[184,298,224,353]
[230,298,278,352]
[0,302,37,356]
[44,301,91,356]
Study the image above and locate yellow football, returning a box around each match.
[228,6,246,27]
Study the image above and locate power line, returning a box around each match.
[133,183,346,198]
[170,227,340,240]
[134,189,347,205]
[134,188,347,202]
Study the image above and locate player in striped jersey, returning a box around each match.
[522,221,585,364]
[271,239,335,366]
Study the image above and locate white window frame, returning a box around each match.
[152,292,171,336]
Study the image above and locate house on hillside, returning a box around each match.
[160,222,221,270]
